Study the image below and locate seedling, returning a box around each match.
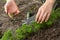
[0,8,60,40]
[27,12,30,20]
[8,13,15,20]
[1,29,14,40]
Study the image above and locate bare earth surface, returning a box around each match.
[0,0,42,38]
[0,0,60,40]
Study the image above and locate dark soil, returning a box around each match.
[0,0,42,38]
[0,0,60,40]
[25,18,60,40]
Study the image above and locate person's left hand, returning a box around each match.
[4,0,20,15]
[35,1,54,23]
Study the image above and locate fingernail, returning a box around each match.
[37,22,39,23]
[17,10,20,13]
[35,19,36,21]
[40,22,42,24]
[16,11,19,14]
[45,20,47,22]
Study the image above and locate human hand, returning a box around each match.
[4,0,20,15]
[35,1,55,23]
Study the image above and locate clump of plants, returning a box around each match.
[1,29,14,40]
[0,8,60,40]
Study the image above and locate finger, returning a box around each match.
[15,10,20,15]
[37,10,45,23]
[40,12,47,23]
[4,4,10,14]
[35,9,41,22]
[45,12,51,22]
[4,5,8,13]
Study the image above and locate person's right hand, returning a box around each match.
[4,0,20,15]
[35,0,55,23]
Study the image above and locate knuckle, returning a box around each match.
[4,4,7,8]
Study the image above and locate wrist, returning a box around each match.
[46,0,56,4]
[6,0,14,2]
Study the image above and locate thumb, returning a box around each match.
[15,10,20,15]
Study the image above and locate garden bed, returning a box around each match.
[1,8,60,40]
[0,0,60,40]
[0,0,42,38]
